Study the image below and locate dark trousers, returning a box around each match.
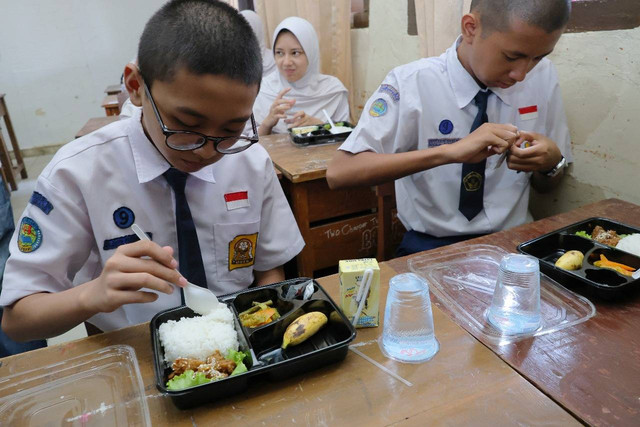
[395,229,485,257]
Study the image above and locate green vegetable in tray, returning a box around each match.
[228,349,249,376]
[575,231,591,239]
[166,370,211,390]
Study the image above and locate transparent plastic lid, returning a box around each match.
[0,345,151,426]
[408,244,596,345]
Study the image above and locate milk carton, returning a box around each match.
[339,258,380,328]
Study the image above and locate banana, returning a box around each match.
[282,311,328,349]
[555,250,584,271]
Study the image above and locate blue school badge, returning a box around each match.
[113,207,135,229]
[29,191,53,214]
[439,119,454,135]
[378,84,400,102]
[369,98,388,117]
[18,217,42,253]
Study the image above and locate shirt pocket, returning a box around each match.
[213,220,260,284]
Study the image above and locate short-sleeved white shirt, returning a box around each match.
[339,37,572,237]
[0,108,304,331]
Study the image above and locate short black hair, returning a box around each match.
[470,0,571,34]
[138,0,262,87]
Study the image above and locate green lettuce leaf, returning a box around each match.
[166,369,211,391]
[227,349,249,376]
[575,231,590,239]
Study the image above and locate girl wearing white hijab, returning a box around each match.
[240,10,276,77]
[254,17,350,135]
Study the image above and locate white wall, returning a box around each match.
[353,0,640,217]
[0,0,164,149]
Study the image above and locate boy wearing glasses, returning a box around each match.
[0,0,304,341]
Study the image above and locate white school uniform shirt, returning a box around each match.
[339,37,572,237]
[0,108,304,331]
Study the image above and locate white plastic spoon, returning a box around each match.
[322,109,351,135]
[131,223,219,315]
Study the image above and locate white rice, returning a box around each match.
[616,234,640,257]
[158,304,239,364]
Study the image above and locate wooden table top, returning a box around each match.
[75,116,120,138]
[387,198,640,427]
[258,133,340,183]
[0,265,578,426]
[101,94,119,108]
[104,84,122,95]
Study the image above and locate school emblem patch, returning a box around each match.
[463,171,483,192]
[378,84,400,102]
[18,217,42,253]
[369,98,388,117]
[229,233,258,271]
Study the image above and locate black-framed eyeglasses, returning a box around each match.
[142,79,259,154]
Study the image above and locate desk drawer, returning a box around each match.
[294,179,376,223]
[308,212,378,269]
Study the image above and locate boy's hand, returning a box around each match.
[285,111,324,128]
[507,131,563,172]
[449,123,519,164]
[81,240,186,314]
[263,88,295,129]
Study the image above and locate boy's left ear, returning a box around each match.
[123,63,143,107]
[461,13,479,43]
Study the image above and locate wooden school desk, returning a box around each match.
[0,94,27,191]
[259,133,404,277]
[104,84,122,95]
[75,116,121,138]
[0,264,579,426]
[101,95,120,116]
[388,198,640,427]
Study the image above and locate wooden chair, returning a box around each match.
[0,94,27,191]
[101,95,120,116]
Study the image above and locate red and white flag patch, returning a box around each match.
[518,105,538,121]
[224,191,249,210]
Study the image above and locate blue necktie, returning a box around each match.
[163,168,207,289]
[459,90,491,221]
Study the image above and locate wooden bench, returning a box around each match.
[101,95,120,116]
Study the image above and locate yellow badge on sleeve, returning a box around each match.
[228,233,258,271]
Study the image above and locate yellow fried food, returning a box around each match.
[554,250,584,270]
[282,312,328,349]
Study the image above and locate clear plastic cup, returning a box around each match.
[486,254,542,334]
[378,273,439,363]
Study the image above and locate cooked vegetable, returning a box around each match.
[282,311,328,349]
[555,250,584,270]
[593,254,635,277]
[239,300,280,327]
[575,231,591,239]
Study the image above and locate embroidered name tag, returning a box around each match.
[29,191,53,214]
[103,232,152,250]
[428,138,460,148]
[518,105,538,120]
[224,191,249,210]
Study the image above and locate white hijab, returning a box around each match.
[240,10,276,77]
[253,16,349,134]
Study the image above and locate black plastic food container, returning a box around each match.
[150,278,356,409]
[517,217,640,299]
[288,121,354,146]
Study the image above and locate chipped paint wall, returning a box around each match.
[530,28,640,218]
[0,0,164,149]
[352,1,640,218]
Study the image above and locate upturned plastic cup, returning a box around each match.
[486,254,542,334]
[378,273,439,363]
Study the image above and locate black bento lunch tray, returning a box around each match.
[288,121,354,146]
[150,278,356,409]
[518,217,640,299]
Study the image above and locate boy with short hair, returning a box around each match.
[327,0,572,255]
[1,0,304,341]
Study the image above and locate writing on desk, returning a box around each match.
[323,217,379,252]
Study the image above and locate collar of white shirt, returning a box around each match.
[126,107,216,185]
[447,35,515,109]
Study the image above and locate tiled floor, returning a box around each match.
[9,154,89,345]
